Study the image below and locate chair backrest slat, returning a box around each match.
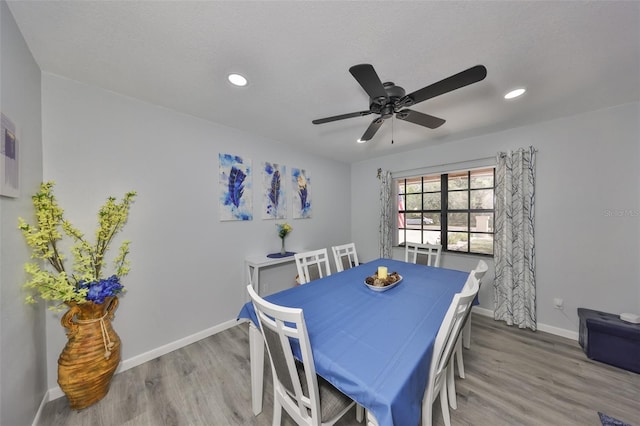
[424,273,479,409]
[247,285,320,422]
[463,259,489,292]
[331,243,359,273]
[295,249,332,284]
[474,259,489,283]
[404,242,442,267]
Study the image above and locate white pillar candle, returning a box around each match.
[377,266,388,279]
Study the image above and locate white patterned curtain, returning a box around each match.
[378,169,393,258]
[494,146,537,330]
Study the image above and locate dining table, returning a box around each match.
[237,257,469,426]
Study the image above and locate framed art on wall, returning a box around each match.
[262,161,286,219]
[219,153,252,221]
[292,167,311,219]
[1,113,19,198]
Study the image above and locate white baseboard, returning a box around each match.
[35,310,579,424]
[471,306,579,341]
[31,390,48,426]
[42,318,241,405]
[118,318,240,372]
[471,305,494,318]
[537,323,579,341]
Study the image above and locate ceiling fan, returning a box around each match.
[312,64,487,142]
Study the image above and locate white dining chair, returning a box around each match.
[247,285,361,426]
[449,260,488,409]
[331,242,360,273]
[404,242,442,267]
[422,274,479,426]
[461,260,489,346]
[295,249,332,284]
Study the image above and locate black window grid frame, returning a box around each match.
[397,168,495,256]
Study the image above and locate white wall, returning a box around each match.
[351,102,640,336]
[0,2,46,425]
[5,17,638,419]
[41,73,351,389]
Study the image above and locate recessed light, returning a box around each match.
[504,88,526,99]
[228,73,248,87]
[357,138,367,144]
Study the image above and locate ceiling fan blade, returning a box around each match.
[360,117,384,141]
[399,65,487,107]
[349,64,388,102]
[312,110,371,124]
[312,110,372,125]
[396,109,446,129]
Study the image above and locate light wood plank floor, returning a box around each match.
[39,314,640,426]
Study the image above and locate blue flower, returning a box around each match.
[78,275,123,304]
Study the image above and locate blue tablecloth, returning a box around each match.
[238,258,469,426]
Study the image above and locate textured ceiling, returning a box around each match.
[7,1,640,163]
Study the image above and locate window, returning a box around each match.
[396,167,495,255]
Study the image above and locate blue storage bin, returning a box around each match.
[578,308,640,374]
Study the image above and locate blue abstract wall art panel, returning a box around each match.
[291,167,311,219]
[219,153,252,221]
[262,162,286,219]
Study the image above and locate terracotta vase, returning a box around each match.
[58,297,121,410]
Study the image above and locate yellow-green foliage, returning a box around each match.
[18,182,136,310]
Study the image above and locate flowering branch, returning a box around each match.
[18,182,136,310]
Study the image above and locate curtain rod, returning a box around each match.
[377,146,538,178]
[387,155,496,177]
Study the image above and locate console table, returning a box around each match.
[244,253,297,298]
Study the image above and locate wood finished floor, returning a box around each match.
[38,314,640,426]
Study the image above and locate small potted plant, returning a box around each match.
[276,222,293,255]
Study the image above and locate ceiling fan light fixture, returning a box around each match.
[504,88,526,99]
[227,73,248,87]
[312,64,487,143]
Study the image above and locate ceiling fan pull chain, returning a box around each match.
[391,117,394,144]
